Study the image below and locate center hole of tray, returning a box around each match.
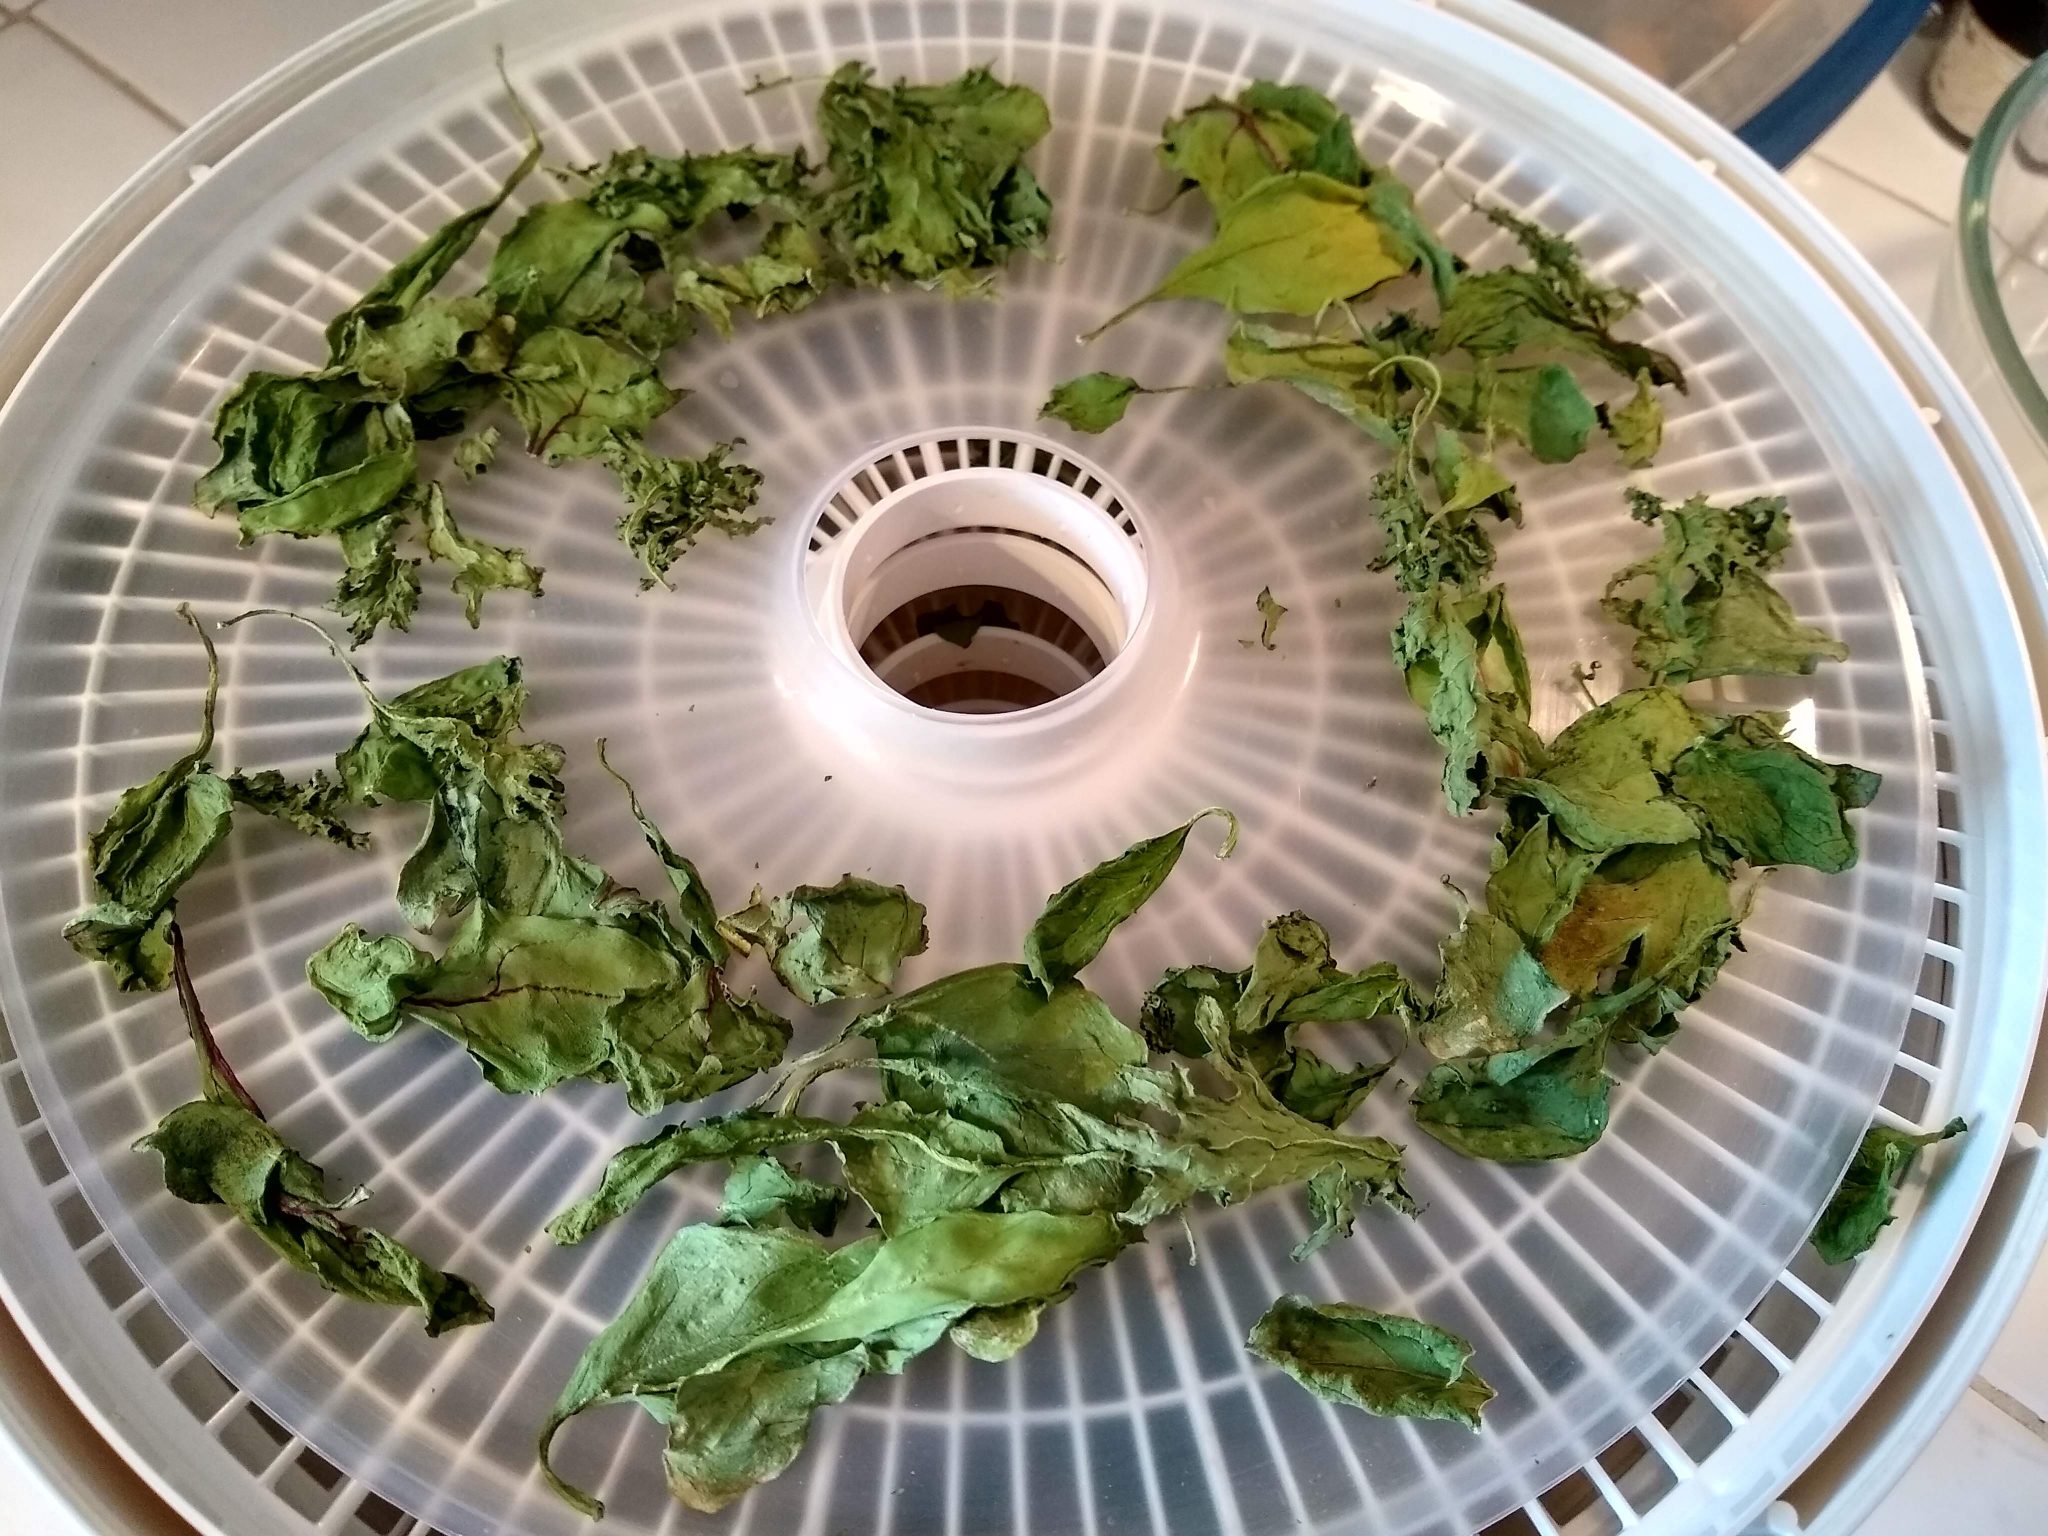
[817,436,1149,717]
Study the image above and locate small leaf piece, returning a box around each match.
[419,483,544,626]
[228,769,367,850]
[1247,1295,1494,1429]
[1253,586,1287,650]
[1812,1117,1966,1264]
[1040,372,1147,434]
[1601,490,1848,685]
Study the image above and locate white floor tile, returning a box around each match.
[36,0,381,127]
[1808,32,1967,228]
[0,21,172,311]
[1857,1386,2048,1534]
[1975,1241,2048,1426]
[1786,154,1951,322]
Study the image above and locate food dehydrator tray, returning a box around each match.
[0,4,2044,1536]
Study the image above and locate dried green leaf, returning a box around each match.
[1421,900,1567,1060]
[812,62,1052,290]
[855,963,1158,1120]
[419,482,543,626]
[1812,1117,1967,1264]
[1040,372,1148,433]
[721,874,929,1004]
[1252,586,1287,650]
[331,511,421,644]
[64,606,234,990]
[1089,174,1412,335]
[1411,1019,1612,1162]
[1164,999,1414,1258]
[1599,371,1663,467]
[1495,687,1704,853]
[1601,490,1849,685]
[139,1097,493,1334]
[598,739,726,964]
[503,327,680,462]
[1247,1295,1493,1429]
[1023,808,1237,991]
[538,1211,1122,1516]
[1394,581,1543,817]
[1670,714,1880,874]
[138,923,490,1334]
[719,1156,846,1235]
[602,436,765,589]
[227,769,367,849]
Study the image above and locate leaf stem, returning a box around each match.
[1188,805,1240,859]
[173,602,222,763]
[168,920,263,1120]
[221,608,390,722]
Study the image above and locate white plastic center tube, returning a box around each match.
[810,458,1151,719]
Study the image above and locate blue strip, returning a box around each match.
[1738,0,1934,166]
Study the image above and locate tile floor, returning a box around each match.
[0,3,2044,1534]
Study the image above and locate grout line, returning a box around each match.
[25,14,185,132]
[1799,146,1954,229]
[1972,1375,2048,1446]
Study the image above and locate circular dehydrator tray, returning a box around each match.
[0,0,1987,1533]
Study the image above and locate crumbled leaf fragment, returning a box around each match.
[603,437,765,590]
[1600,371,1663,467]
[811,62,1053,290]
[454,424,501,479]
[1247,1295,1494,1429]
[1253,586,1287,650]
[419,482,543,626]
[1600,490,1848,685]
[331,512,420,644]
[1812,1117,1966,1263]
[228,769,367,850]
